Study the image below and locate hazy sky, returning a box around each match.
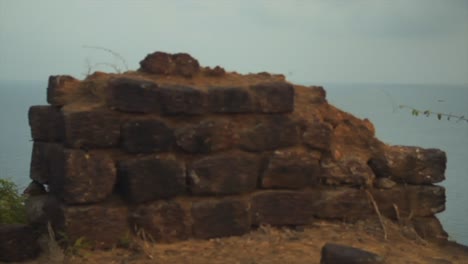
[1,0,467,84]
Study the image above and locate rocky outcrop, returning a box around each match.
[26,51,449,249]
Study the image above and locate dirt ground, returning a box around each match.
[19,217,468,264]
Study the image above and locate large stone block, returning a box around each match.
[175,120,236,153]
[320,158,375,187]
[62,107,121,148]
[51,198,129,249]
[251,190,318,225]
[159,85,207,115]
[118,156,186,203]
[107,77,160,113]
[30,142,63,184]
[191,197,250,239]
[208,86,255,113]
[371,185,446,218]
[188,152,260,195]
[261,149,321,189]
[302,121,333,151]
[249,82,294,113]
[121,118,174,153]
[239,116,301,152]
[48,149,117,204]
[0,224,40,262]
[383,145,446,184]
[131,200,189,242]
[28,105,64,141]
[313,188,373,221]
[47,75,81,106]
[412,216,448,242]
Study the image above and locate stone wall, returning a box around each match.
[26,52,448,249]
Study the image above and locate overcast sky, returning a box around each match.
[1,0,467,84]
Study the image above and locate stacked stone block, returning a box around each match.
[25,52,448,249]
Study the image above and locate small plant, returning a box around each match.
[399,104,468,123]
[82,45,129,76]
[0,178,26,224]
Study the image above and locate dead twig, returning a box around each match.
[366,190,388,240]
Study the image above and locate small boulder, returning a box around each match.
[139,51,200,77]
[0,224,41,262]
[374,178,396,189]
[320,243,384,264]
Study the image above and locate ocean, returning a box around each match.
[1,80,467,245]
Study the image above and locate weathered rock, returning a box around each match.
[118,156,186,203]
[240,116,301,152]
[51,198,129,249]
[23,180,46,197]
[371,185,446,218]
[320,158,375,187]
[0,224,41,262]
[367,156,392,178]
[62,107,121,148]
[302,121,333,151]
[251,190,318,225]
[30,142,63,184]
[131,200,189,242]
[374,177,396,189]
[412,216,448,242]
[159,85,206,115]
[121,118,174,153]
[24,194,49,226]
[140,51,176,75]
[262,149,321,189]
[175,120,235,153]
[250,82,294,113]
[139,52,200,77]
[49,149,116,204]
[314,188,373,221]
[320,243,384,264]
[173,53,201,77]
[47,75,81,106]
[306,86,327,104]
[107,77,160,113]
[204,66,225,77]
[208,86,255,113]
[384,145,446,184]
[28,105,64,141]
[330,120,381,162]
[48,149,117,204]
[191,197,250,239]
[188,152,259,195]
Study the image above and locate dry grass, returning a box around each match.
[22,217,468,264]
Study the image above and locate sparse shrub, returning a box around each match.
[0,178,26,224]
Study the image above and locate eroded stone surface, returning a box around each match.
[47,75,81,106]
[240,116,300,152]
[384,145,446,184]
[28,105,64,141]
[175,120,235,153]
[371,185,446,218]
[62,107,121,148]
[131,200,189,242]
[191,197,250,239]
[251,190,317,225]
[118,156,186,203]
[159,85,206,115]
[314,188,373,221]
[121,118,174,153]
[107,77,160,113]
[48,149,116,204]
[208,86,255,113]
[250,82,294,113]
[262,149,321,189]
[0,224,40,262]
[188,152,260,195]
